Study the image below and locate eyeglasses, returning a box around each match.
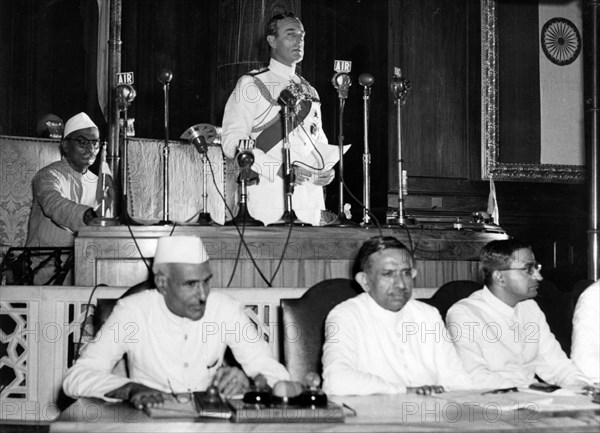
[68,138,101,150]
[497,262,542,276]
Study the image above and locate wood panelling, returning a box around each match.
[388,0,472,183]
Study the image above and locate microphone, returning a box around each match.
[390,68,410,103]
[157,69,173,85]
[116,84,136,110]
[237,139,255,168]
[358,73,374,87]
[332,60,353,99]
[358,73,374,97]
[237,139,259,184]
[180,124,217,155]
[192,135,208,154]
[278,88,299,107]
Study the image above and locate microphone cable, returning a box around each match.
[203,152,272,287]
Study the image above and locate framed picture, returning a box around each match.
[481,0,585,183]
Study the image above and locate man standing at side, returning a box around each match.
[221,12,338,226]
[26,112,108,248]
[63,235,290,409]
[446,239,592,389]
[322,236,472,395]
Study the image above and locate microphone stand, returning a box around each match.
[359,73,374,227]
[272,96,307,226]
[90,83,136,227]
[157,69,173,225]
[227,140,262,226]
[117,84,136,225]
[180,123,218,225]
[328,74,357,227]
[386,70,411,227]
[197,154,213,225]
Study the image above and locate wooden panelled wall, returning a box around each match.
[0,0,589,288]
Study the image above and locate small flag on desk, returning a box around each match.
[487,178,499,225]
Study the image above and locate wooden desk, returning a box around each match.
[74,226,507,288]
[50,393,599,432]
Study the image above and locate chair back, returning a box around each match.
[420,280,482,320]
[280,278,363,382]
[93,279,154,336]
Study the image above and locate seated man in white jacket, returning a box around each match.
[446,239,592,390]
[63,235,290,409]
[571,280,599,384]
[322,236,472,396]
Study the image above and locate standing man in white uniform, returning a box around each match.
[221,12,339,226]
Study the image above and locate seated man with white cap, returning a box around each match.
[63,235,290,410]
[26,112,110,249]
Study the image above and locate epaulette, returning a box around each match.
[247,67,269,77]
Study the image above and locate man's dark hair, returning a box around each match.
[480,239,532,286]
[265,12,300,38]
[356,236,413,272]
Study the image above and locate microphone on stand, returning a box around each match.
[327,60,356,227]
[358,73,374,228]
[331,72,352,99]
[387,67,412,227]
[157,69,173,225]
[270,87,308,226]
[278,88,299,108]
[358,73,374,94]
[227,139,262,226]
[157,69,173,86]
[180,123,218,225]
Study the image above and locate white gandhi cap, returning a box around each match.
[63,112,98,138]
[153,236,209,267]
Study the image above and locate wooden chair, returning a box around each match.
[280,278,363,382]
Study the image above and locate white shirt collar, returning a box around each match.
[269,58,297,80]
[482,285,516,316]
[364,292,407,322]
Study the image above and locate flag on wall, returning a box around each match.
[497,0,584,166]
[487,177,499,225]
[538,0,583,165]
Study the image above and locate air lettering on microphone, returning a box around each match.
[117,72,135,85]
[334,60,352,73]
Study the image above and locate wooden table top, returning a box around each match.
[50,391,599,432]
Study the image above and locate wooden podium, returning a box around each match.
[74,225,507,289]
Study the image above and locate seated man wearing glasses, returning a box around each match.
[322,236,472,395]
[26,112,109,248]
[446,239,592,389]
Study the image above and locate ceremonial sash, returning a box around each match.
[251,76,313,154]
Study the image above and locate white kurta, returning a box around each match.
[446,286,592,388]
[221,58,338,226]
[322,293,472,396]
[62,290,290,401]
[26,158,98,247]
[571,281,599,383]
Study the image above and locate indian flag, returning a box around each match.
[498,0,584,166]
